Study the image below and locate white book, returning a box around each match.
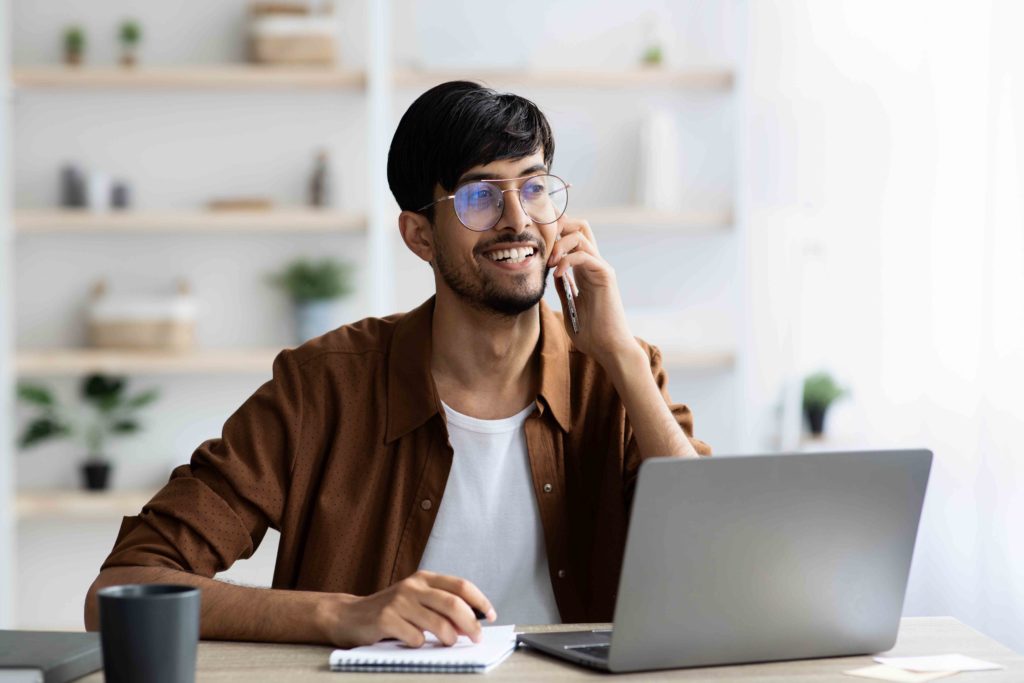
[329,625,517,674]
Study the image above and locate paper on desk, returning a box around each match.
[843,664,957,682]
[329,624,517,673]
[874,654,1004,672]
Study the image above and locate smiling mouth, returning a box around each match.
[483,246,537,264]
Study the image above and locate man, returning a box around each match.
[83,81,711,648]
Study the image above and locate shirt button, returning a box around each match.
[557,569,567,578]
[420,499,432,511]
[543,483,553,493]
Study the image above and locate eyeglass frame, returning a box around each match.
[415,173,572,232]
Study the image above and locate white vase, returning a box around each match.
[294,298,349,344]
[636,109,683,211]
[87,172,112,212]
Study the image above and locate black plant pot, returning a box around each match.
[805,406,828,436]
[81,461,112,491]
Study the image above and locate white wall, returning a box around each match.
[0,0,16,630]
[745,0,1024,652]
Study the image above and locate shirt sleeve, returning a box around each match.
[622,342,712,503]
[100,348,304,577]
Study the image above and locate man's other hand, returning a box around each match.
[318,570,497,649]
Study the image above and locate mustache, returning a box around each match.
[476,232,545,254]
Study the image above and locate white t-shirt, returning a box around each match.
[417,401,561,626]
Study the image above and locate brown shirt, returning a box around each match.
[101,297,711,622]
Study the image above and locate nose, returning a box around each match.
[493,188,531,233]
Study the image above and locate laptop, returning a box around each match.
[517,449,932,673]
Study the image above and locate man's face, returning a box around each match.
[430,151,558,317]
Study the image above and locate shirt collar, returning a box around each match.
[385,296,572,444]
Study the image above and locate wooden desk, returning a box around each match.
[76,617,1021,681]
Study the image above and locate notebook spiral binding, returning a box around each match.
[330,659,486,673]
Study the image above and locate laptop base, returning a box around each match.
[517,630,613,671]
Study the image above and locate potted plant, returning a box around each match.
[641,44,664,67]
[269,258,354,343]
[802,371,847,437]
[16,374,160,491]
[63,26,86,66]
[118,20,142,67]
[640,15,665,68]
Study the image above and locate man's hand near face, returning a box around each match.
[548,216,637,367]
[548,216,700,460]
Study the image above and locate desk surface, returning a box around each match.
[76,617,1021,682]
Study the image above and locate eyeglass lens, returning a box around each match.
[452,175,568,231]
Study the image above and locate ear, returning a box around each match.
[398,210,435,265]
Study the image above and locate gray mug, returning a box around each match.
[98,584,201,683]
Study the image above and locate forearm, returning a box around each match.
[603,345,698,459]
[84,565,343,644]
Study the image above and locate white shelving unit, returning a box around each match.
[8,66,738,373]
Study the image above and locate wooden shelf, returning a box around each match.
[16,490,154,520]
[659,349,735,371]
[394,67,733,90]
[13,66,731,91]
[14,209,366,234]
[12,65,366,90]
[13,347,731,375]
[584,206,733,231]
[16,348,283,376]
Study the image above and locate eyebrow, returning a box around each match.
[456,163,548,185]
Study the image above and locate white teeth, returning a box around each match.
[485,246,535,262]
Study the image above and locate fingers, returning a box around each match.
[420,572,496,623]
[402,602,461,647]
[360,572,495,649]
[557,217,596,244]
[379,606,429,648]
[548,230,600,267]
[553,250,607,281]
[420,588,482,643]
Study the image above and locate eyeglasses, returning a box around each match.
[417,174,571,232]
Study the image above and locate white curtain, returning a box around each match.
[746,0,1024,651]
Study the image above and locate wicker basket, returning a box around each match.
[87,280,197,351]
[249,4,337,65]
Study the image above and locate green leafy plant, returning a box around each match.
[64,26,86,60]
[17,374,159,463]
[802,371,847,436]
[641,44,664,66]
[119,20,142,46]
[802,372,846,412]
[268,258,354,302]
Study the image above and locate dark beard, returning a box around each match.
[434,233,550,317]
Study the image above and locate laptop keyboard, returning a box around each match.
[566,643,611,660]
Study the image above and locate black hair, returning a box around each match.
[387,81,555,221]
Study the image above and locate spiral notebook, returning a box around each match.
[328,625,517,674]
